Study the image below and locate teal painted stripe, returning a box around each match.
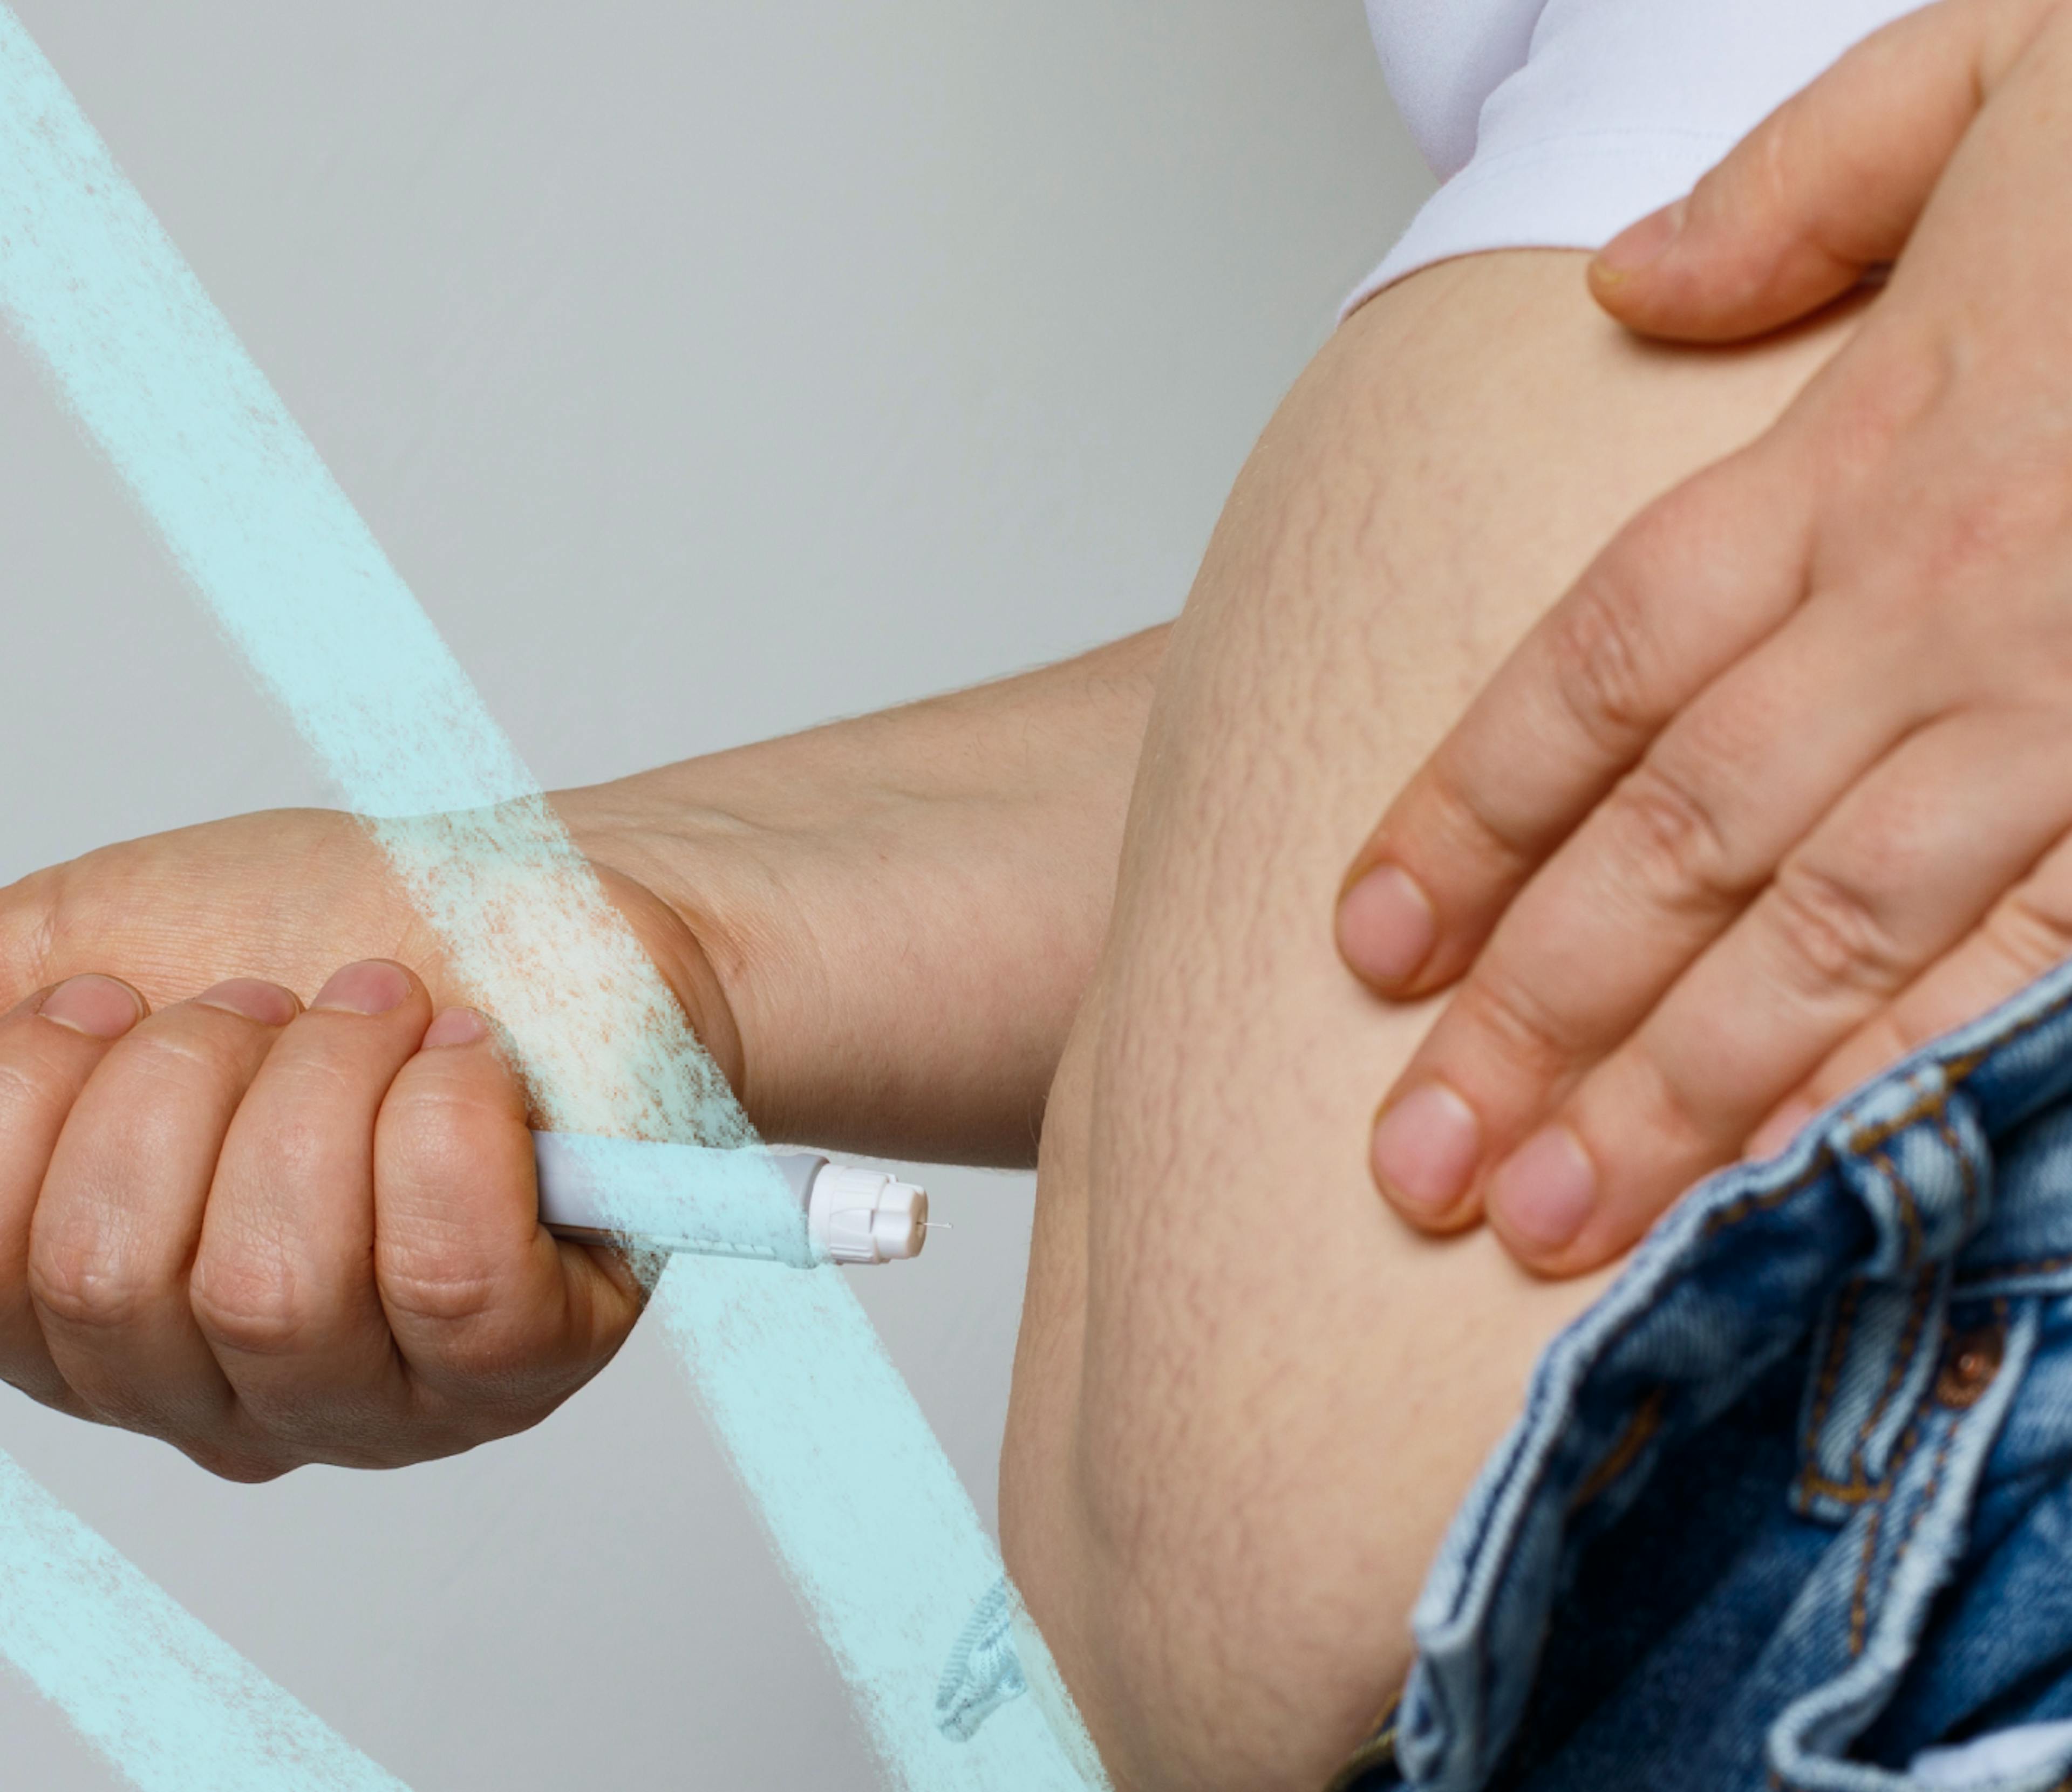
[0,1449,404,1791]
[0,10,1096,1787]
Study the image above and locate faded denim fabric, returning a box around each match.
[1335,956,2072,1792]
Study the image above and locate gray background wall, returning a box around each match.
[0,4,1432,1785]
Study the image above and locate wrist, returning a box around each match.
[551,784,765,1126]
[551,630,1166,1164]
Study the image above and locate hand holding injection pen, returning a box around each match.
[531,1131,931,1267]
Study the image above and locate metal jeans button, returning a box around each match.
[1935,1324,2006,1410]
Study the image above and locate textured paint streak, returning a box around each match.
[0,1449,404,1791]
[0,10,1095,1787]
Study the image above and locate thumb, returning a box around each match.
[1590,0,2060,341]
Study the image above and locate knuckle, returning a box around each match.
[1456,957,1592,1077]
[1762,859,1909,995]
[376,1232,509,1336]
[1412,753,1530,870]
[27,1239,150,1336]
[1602,756,1740,907]
[1624,1043,1733,1169]
[188,1252,315,1359]
[1,867,62,1000]
[1545,563,1663,755]
[1986,879,2072,977]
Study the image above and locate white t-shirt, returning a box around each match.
[1354,0,1932,305]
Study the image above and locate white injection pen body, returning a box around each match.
[530,1131,928,1267]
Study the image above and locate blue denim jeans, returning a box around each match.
[1331,956,2072,1791]
[937,960,2072,1789]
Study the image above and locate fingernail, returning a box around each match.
[39,974,145,1040]
[1489,1126,1598,1252]
[1371,1083,1481,1215]
[1338,864,1436,987]
[312,960,411,1016]
[1594,198,1688,280]
[421,1007,487,1049]
[194,978,299,1027]
[1748,1098,1815,1162]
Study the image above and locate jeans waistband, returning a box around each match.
[1393,954,2072,1792]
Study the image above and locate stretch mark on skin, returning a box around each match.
[0,10,1095,1789]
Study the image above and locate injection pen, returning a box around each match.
[530,1130,929,1268]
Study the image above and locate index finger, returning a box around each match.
[0,976,148,1417]
[373,1009,639,1427]
[1336,436,1818,998]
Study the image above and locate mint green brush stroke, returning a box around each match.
[0,10,1099,1787]
[0,1449,403,1791]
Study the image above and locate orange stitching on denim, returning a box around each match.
[1846,1271,1937,1486]
[1872,1147,1926,1271]
[1796,1415,1914,1506]
[1570,1387,1667,1513]
[1839,975,2072,1155]
[1848,1504,1883,1658]
[1321,1696,1399,1792]
[1845,1071,1971,1156]
[1796,1270,1939,1504]
[1792,1141,1943,1502]
[1709,1032,1983,1240]
[1832,1326,1984,1667]
[1464,986,2071,1716]
[1935,1112,1979,1240]
[1796,1280,1861,1497]
[1797,1369,1937,1509]
[1886,1420,1960,1616]
[1900,1429,1957,1556]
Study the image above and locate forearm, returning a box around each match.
[0,629,1162,1174]
[561,625,1167,1165]
[1000,257,1869,1790]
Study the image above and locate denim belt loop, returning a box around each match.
[1378,959,2072,1792]
[1769,1298,2043,1792]
[1792,1081,1999,1525]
